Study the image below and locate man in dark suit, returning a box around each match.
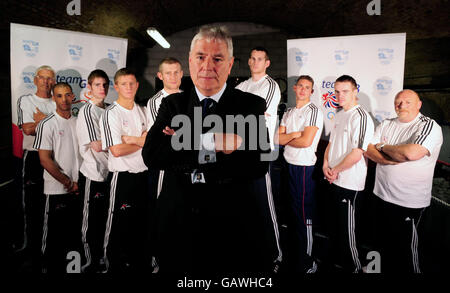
[142,25,273,274]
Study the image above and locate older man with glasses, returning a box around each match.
[16,65,56,271]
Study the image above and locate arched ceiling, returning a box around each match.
[1,0,449,49]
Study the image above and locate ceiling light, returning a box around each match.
[146,27,170,49]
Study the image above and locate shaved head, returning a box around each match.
[394,89,422,122]
[395,89,420,101]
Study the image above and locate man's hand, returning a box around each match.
[67,182,79,194]
[121,131,147,147]
[290,131,302,139]
[163,126,176,136]
[323,164,338,184]
[22,108,48,136]
[122,135,137,145]
[90,140,103,152]
[63,176,78,194]
[365,144,399,165]
[214,133,243,154]
[33,108,46,123]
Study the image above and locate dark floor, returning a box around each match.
[1,155,449,278]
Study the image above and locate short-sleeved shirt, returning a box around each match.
[328,105,374,191]
[100,101,148,173]
[17,94,56,151]
[76,100,109,182]
[33,112,80,195]
[236,75,281,149]
[146,89,182,131]
[372,113,443,208]
[281,102,324,166]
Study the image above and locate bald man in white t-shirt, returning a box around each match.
[365,89,443,273]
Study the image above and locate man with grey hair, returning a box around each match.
[16,65,56,270]
[365,89,443,273]
[142,25,273,274]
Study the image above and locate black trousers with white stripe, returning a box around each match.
[20,150,45,270]
[328,184,362,272]
[78,172,109,272]
[103,170,151,273]
[41,193,83,273]
[252,173,283,267]
[372,194,426,273]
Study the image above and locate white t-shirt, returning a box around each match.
[100,101,148,173]
[281,102,324,166]
[146,89,181,131]
[33,112,80,195]
[372,113,443,208]
[328,105,374,191]
[76,100,109,182]
[236,75,281,149]
[17,94,56,151]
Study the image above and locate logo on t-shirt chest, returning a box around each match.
[58,130,65,136]
[297,114,307,128]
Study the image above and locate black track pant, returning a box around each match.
[20,150,45,271]
[372,194,426,273]
[103,170,151,273]
[41,193,82,273]
[328,184,362,272]
[78,172,109,272]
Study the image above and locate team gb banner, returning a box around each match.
[287,33,406,137]
[10,23,128,157]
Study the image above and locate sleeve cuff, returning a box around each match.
[201,133,215,151]
[198,133,216,164]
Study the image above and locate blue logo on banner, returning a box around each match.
[22,40,39,57]
[294,50,309,68]
[374,110,392,122]
[375,78,393,96]
[334,50,349,65]
[22,72,35,89]
[378,48,394,65]
[107,49,120,64]
[68,45,83,61]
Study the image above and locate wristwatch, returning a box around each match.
[376,143,386,152]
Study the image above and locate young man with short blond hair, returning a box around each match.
[100,68,150,272]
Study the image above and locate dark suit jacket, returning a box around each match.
[142,85,271,274]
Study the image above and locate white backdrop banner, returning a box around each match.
[287,33,406,137]
[10,23,127,157]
